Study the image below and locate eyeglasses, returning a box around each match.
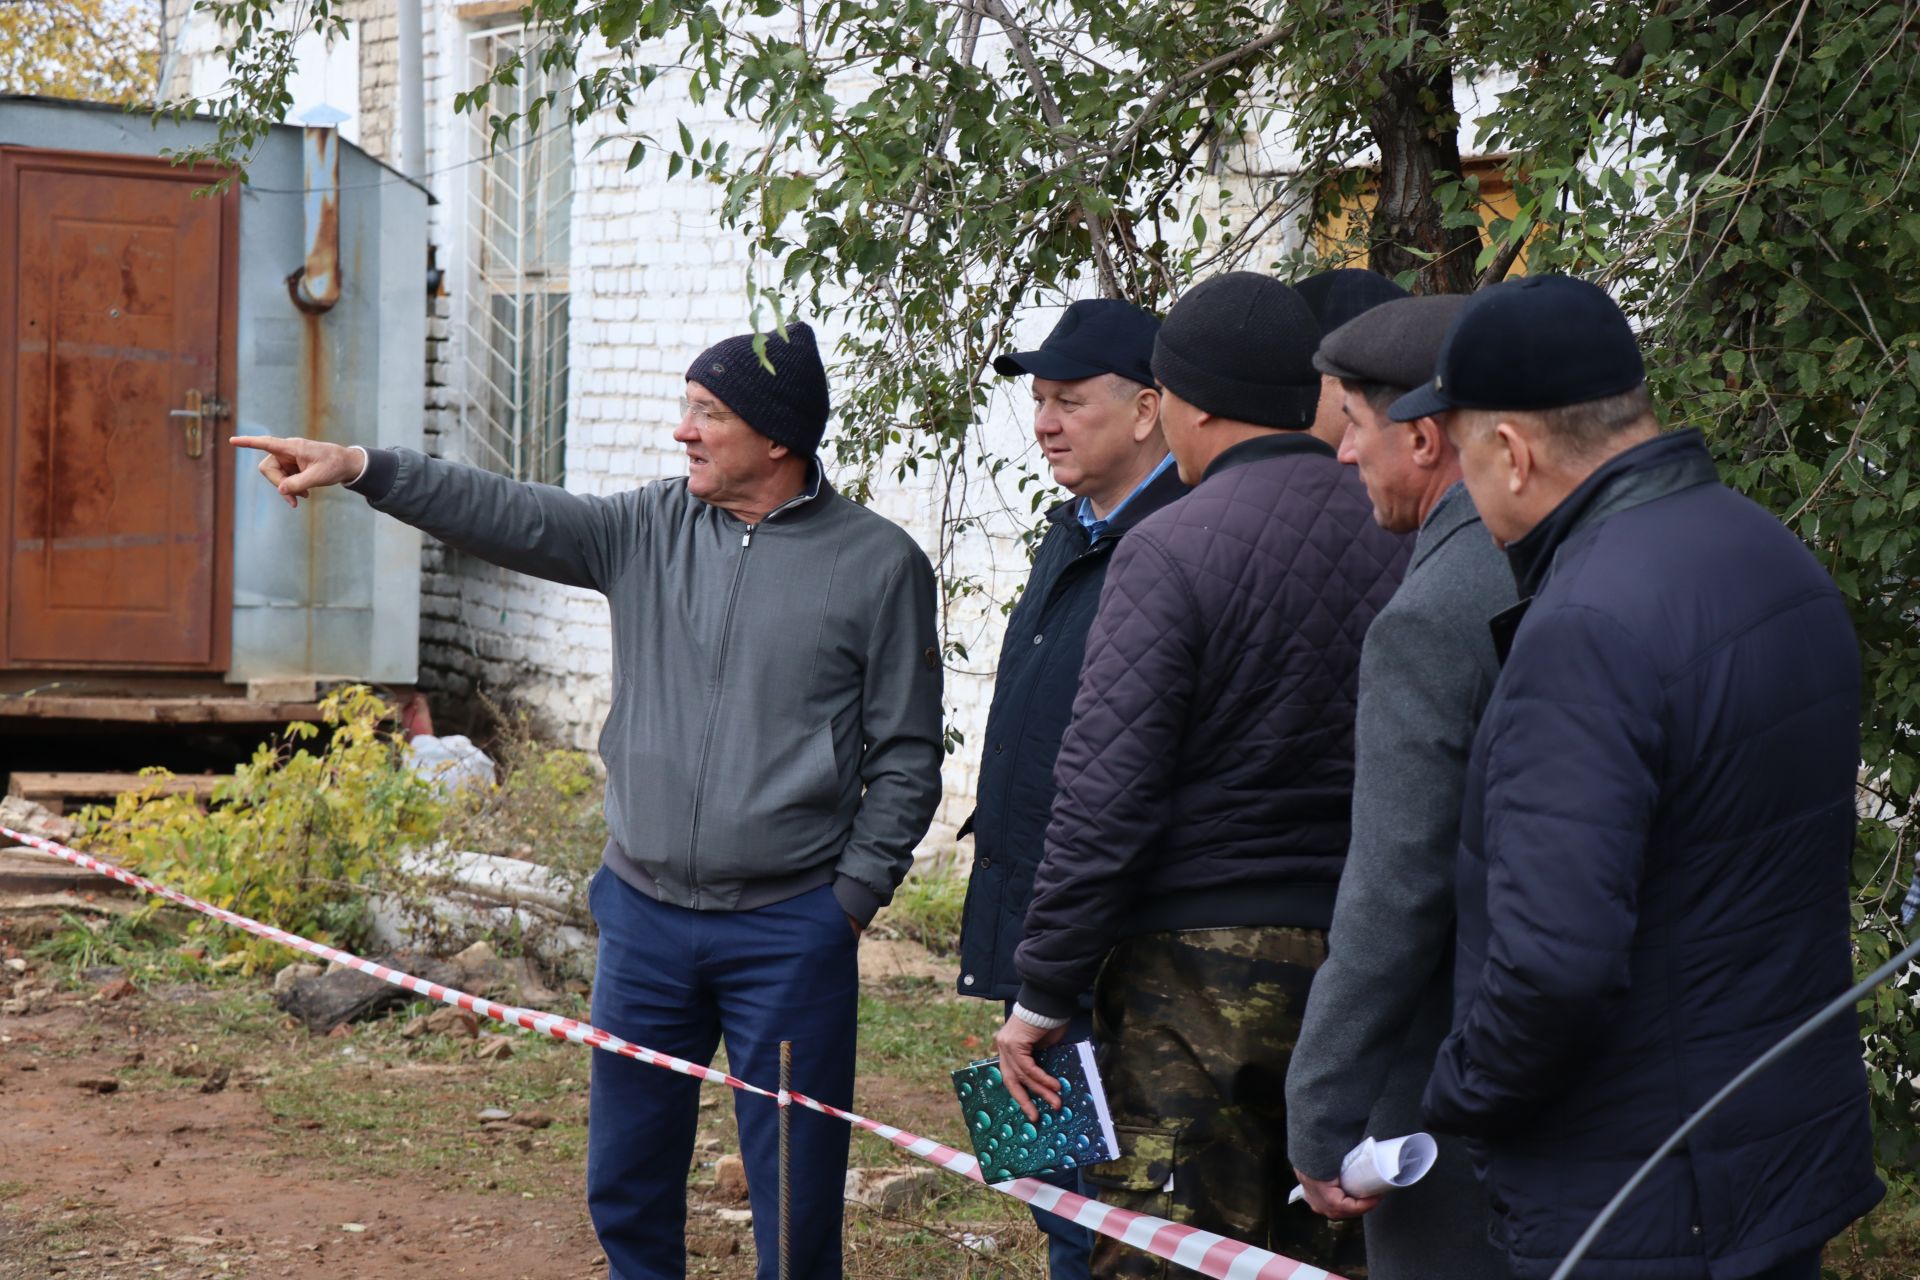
[679,396,737,426]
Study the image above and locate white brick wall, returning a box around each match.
[173,4,1101,849]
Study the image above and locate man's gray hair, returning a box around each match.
[1104,372,1154,401]
[1457,383,1656,458]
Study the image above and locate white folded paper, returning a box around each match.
[1288,1132,1438,1204]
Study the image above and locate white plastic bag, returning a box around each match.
[407,734,496,794]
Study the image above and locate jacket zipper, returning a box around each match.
[684,523,756,907]
[681,484,818,906]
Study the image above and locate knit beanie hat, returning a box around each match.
[1151,272,1321,429]
[685,321,831,456]
[1293,267,1409,337]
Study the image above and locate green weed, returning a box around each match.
[880,854,969,958]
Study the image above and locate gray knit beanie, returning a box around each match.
[1151,272,1322,428]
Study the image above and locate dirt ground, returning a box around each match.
[7,899,1912,1280]
[0,909,1041,1280]
[0,990,600,1279]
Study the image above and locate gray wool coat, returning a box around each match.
[1284,482,1516,1280]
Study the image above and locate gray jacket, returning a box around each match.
[1283,482,1515,1279]
[350,448,944,923]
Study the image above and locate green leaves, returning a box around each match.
[75,689,446,973]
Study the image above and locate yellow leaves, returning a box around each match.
[0,0,161,104]
[73,685,447,966]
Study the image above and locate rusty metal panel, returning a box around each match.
[1,151,235,667]
[0,99,425,685]
[288,122,341,313]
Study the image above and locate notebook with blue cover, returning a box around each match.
[950,1041,1119,1183]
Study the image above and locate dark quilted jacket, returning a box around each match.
[1015,433,1410,1016]
[955,465,1188,1002]
[1424,431,1882,1278]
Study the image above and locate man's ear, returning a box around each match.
[1131,387,1161,443]
[1409,415,1449,469]
[767,439,792,460]
[1493,419,1532,494]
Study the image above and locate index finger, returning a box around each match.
[228,435,285,452]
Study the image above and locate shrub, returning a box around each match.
[74,686,445,972]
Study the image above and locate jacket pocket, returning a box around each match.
[1083,1122,1184,1222]
[762,722,842,822]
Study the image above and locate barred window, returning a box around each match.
[462,27,571,485]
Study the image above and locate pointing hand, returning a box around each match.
[230,435,364,509]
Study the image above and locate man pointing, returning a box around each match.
[236,320,944,1280]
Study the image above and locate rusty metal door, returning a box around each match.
[0,151,236,669]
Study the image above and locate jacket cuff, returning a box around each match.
[833,875,885,928]
[346,447,400,501]
[1289,1134,1352,1184]
[1014,980,1077,1021]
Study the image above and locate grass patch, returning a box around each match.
[857,978,1001,1075]
[878,853,969,958]
[26,907,223,987]
[247,1005,592,1198]
[1829,1181,1920,1278]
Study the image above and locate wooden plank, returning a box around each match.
[0,696,322,724]
[9,772,223,803]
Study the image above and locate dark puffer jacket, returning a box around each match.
[1015,434,1409,1016]
[955,465,1188,1002]
[1424,431,1883,1279]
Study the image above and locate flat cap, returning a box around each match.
[1389,275,1645,421]
[1314,295,1469,394]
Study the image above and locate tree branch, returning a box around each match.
[1477,7,1666,289]
[1104,22,1290,169]
[976,0,1121,296]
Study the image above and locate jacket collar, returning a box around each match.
[1504,429,1718,598]
[1488,430,1718,664]
[1409,481,1482,574]
[1045,459,1189,539]
[730,458,830,529]
[1200,431,1335,484]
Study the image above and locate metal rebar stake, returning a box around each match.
[778,1038,792,1280]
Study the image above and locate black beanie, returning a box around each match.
[1293,268,1409,336]
[685,322,831,456]
[1151,272,1321,429]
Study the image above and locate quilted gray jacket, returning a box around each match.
[1016,433,1409,1016]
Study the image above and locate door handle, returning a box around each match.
[168,390,229,458]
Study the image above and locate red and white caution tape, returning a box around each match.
[1,826,1341,1280]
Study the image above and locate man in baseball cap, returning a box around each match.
[996,273,1405,1276]
[962,297,1181,1280]
[1412,275,1882,1280]
[1285,293,1514,1279]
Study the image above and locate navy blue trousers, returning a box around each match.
[586,869,858,1280]
[1004,1002,1094,1280]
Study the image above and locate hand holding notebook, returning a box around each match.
[952,1041,1120,1184]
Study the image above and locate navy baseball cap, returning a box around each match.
[1388,275,1645,422]
[993,298,1160,388]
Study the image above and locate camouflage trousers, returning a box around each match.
[1085,926,1368,1279]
